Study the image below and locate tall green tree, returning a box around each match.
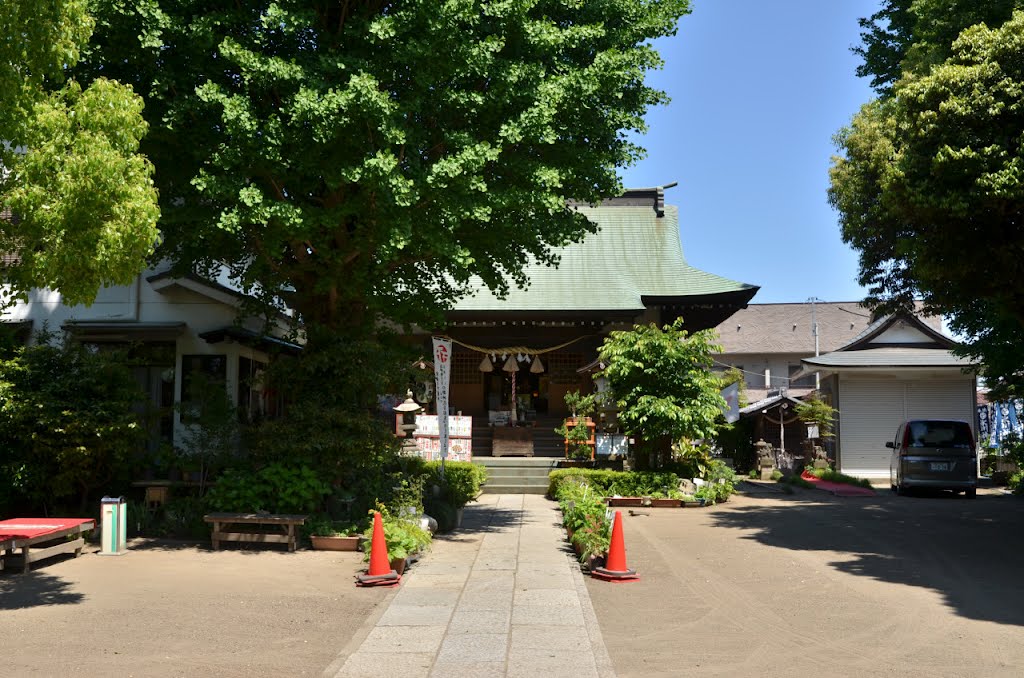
[0,1,159,306]
[832,6,1024,398]
[76,0,691,340]
[598,319,725,469]
[854,0,1020,95]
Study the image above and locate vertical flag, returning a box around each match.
[432,337,452,474]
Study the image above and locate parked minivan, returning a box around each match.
[888,420,977,497]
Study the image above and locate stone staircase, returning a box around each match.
[474,457,560,495]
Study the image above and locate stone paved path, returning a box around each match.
[324,493,615,678]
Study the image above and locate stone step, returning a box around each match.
[480,482,549,495]
[473,457,560,468]
[483,467,555,479]
[481,473,552,483]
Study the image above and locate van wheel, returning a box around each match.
[965,488,977,499]
[896,483,908,496]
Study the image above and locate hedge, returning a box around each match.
[548,469,682,499]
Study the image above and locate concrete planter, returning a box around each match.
[310,535,361,551]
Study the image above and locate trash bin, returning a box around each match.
[100,496,127,556]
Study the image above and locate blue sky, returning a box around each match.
[618,0,882,304]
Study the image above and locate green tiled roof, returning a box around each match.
[453,203,756,313]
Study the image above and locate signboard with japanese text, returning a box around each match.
[432,337,452,461]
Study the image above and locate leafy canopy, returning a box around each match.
[77,0,691,333]
[832,8,1024,398]
[0,1,159,306]
[0,335,146,513]
[793,392,836,439]
[854,0,1021,95]
[598,319,725,463]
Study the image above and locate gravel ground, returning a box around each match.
[586,484,1024,678]
[0,539,389,677]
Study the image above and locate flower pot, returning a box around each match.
[310,535,361,551]
[558,459,595,469]
[649,498,682,508]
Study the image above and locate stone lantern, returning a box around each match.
[394,390,423,456]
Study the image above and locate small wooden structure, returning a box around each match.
[0,518,95,573]
[493,426,534,457]
[563,417,597,460]
[203,513,307,552]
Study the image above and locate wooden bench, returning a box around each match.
[203,513,308,552]
[0,518,95,573]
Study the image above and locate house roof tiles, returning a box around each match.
[712,301,942,355]
[801,347,975,369]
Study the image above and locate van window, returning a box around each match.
[907,421,972,449]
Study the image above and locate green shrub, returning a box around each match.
[160,496,209,539]
[548,468,683,498]
[205,463,330,514]
[554,479,610,563]
[570,512,610,563]
[780,474,816,489]
[1008,469,1024,494]
[0,336,146,513]
[361,510,432,561]
[425,461,486,508]
[423,496,458,532]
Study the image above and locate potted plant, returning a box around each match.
[361,512,432,575]
[556,390,598,466]
[648,490,683,508]
[309,517,362,551]
[693,484,717,506]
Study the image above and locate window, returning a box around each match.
[547,353,583,385]
[181,354,227,421]
[82,341,176,454]
[452,351,482,385]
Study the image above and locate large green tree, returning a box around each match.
[831,5,1024,398]
[0,1,159,306]
[76,0,690,340]
[598,319,725,469]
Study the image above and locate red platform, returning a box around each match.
[0,518,95,573]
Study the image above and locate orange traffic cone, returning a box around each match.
[591,510,638,583]
[356,512,400,587]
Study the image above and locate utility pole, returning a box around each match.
[808,297,821,390]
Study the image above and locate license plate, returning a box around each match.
[930,462,950,472]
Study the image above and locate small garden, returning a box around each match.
[0,332,487,564]
[550,461,738,568]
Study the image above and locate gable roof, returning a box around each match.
[800,312,976,372]
[451,188,757,315]
[712,301,942,355]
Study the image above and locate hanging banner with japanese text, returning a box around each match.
[432,336,452,460]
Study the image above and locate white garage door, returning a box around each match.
[839,379,906,478]
[837,377,975,479]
